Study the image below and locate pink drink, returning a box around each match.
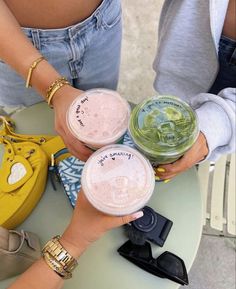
[81,144,155,216]
[67,89,131,149]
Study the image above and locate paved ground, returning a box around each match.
[119,1,236,289]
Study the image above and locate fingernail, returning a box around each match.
[164,179,171,184]
[132,211,144,220]
[155,175,161,181]
[157,167,166,173]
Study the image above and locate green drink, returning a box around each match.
[128,95,199,165]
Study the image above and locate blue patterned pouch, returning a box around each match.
[53,132,135,207]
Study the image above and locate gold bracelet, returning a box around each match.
[47,81,69,108]
[25,56,45,88]
[46,77,68,98]
[42,235,78,279]
[43,252,72,279]
[46,77,71,108]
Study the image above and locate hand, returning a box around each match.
[52,85,93,162]
[155,132,209,180]
[60,190,144,258]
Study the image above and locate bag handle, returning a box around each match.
[0,115,54,144]
[0,115,70,164]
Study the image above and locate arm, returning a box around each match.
[192,87,235,160]
[0,0,92,161]
[7,191,143,289]
[156,88,236,180]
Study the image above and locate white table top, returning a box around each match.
[0,102,203,289]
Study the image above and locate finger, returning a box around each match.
[65,130,93,160]
[61,133,93,161]
[155,151,195,178]
[68,141,92,161]
[121,211,144,225]
[106,211,144,229]
[154,164,176,180]
[56,120,93,161]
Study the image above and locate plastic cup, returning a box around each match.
[81,144,155,216]
[128,95,199,165]
[67,89,131,149]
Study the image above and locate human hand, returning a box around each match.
[60,190,144,258]
[155,132,209,180]
[52,85,93,162]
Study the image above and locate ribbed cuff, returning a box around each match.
[195,101,231,160]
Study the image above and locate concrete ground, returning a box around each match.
[118,1,236,289]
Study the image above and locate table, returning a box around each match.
[0,102,203,289]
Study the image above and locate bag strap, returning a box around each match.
[0,115,70,165]
[49,148,70,191]
[0,135,16,160]
[0,115,54,144]
[49,148,69,172]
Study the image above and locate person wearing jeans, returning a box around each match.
[0,0,122,161]
[1,0,235,180]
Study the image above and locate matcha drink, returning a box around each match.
[67,89,131,149]
[81,144,155,216]
[128,95,199,165]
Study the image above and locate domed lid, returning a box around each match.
[67,89,131,148]
[129,95,199,158]
[81,144,155,215]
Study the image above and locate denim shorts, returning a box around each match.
[209,35,236,94]
[0,0,122,106]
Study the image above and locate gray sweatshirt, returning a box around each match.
[153,0,235,161]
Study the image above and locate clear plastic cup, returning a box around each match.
[81,144,155,216]
[67,89,131,149]
[128,95,199,165]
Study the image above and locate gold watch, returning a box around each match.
[42,235,78,279]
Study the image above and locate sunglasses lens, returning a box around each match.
[156,251,189,285]
[118,241,189,286]
[117,240,166,278]
[118,240,152,260]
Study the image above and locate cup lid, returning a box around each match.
[67,89,131,148]
[129,95,199,158]
[81,144,155,215]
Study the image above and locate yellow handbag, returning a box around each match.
[0,116,69,229]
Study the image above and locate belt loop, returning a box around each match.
[31,29,41,50]
[94,11,102,30]
[229,48,236,66]
[68,27,74,40]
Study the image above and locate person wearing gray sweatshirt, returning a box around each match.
[153,0,236,180]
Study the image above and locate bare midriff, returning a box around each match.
[222,0,236,40]
[4,0,103,28]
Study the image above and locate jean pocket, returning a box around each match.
[101,0,122,30]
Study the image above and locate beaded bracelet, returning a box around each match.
[45,77,71,108]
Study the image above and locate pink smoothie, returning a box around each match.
[81,144,155,216]
[67,89,131,149]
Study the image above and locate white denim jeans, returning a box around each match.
[0,0,122,107]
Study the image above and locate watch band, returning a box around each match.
[42,235,78,279]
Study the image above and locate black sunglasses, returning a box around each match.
[118,240,189,286]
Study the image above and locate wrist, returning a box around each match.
[51,84,75,107]
[60,231,90,259]
[29,59,61,96]
[52,84,84,108]
[42,236,79,279]
[198,131,209,161]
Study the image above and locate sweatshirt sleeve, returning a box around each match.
[190,87,236,161]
